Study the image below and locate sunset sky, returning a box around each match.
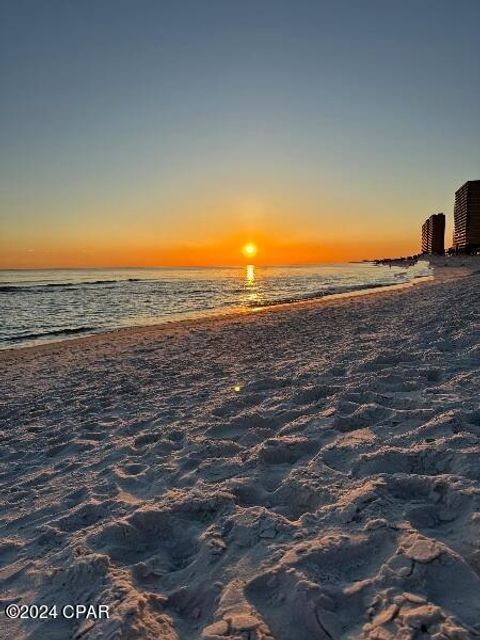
[1,0,479,267]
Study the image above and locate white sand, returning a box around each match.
[1,265,480,640]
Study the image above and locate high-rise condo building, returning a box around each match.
[453,180,480,253]
[421,213,445,255]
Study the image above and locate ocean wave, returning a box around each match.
[5,327,96,343]
[245,282,390,308]
[0,278,144,292]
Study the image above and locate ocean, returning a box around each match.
[0,262,431,349]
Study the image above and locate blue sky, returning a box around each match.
[1,0,479,265]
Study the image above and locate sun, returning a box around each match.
[242,242,258,258]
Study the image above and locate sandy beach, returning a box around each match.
[2,265,480,640]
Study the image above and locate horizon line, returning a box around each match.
[0,260,380,270]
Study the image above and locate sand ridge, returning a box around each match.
[1,269,480,639]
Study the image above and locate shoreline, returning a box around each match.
[0,271,441,358]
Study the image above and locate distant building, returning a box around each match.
[453,180,480,253]
[421,213,445,254]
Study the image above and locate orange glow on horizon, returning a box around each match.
[0,234,421,269]
[0,187,428,269]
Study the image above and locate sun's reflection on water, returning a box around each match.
[241,264,263,307]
